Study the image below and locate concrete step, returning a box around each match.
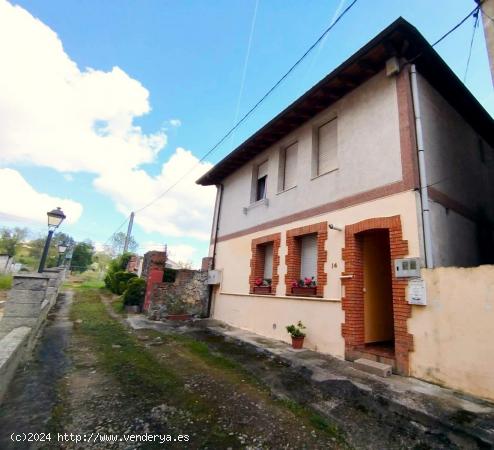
[354,358,392,377]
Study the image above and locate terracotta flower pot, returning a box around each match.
[291,286,317,296]
[253,286,272,294]
[291,336,305,349]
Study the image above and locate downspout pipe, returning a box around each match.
[206,183,224,317]
[410,65,434,268]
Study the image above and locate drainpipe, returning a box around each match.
[206,183,224,317]
[410,65,434,268]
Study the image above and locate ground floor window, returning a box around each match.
[285,222,327,297]
[249,233,281,295]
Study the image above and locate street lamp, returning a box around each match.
[57,242,68,266]
[38,207,66,273]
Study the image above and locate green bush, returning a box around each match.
[122,277,146,306]
[104,252,134,293]
[112,271,137,295]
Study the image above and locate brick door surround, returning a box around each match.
[249,233,281,294]
[285,221,328,297]
[341,216,412,375]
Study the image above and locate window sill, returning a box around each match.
[276,185,297,195]
[243,198,269,214]
[220,291,341,302]
[311,167,338,181]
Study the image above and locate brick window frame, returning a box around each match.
[341,216,413,375]
[285,221,328,297]
[249,233,281,294]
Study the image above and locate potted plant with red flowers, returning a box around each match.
[286,321,306,349]
[253,277,272,294]
[291,277,317,296]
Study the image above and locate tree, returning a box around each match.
[70,241,94,272]
[108,232,138,256]
[0,227,29,257]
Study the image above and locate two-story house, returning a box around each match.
[196,18,494,378]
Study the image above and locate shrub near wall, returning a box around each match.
[112,271,137,295]
[123,278,146,307]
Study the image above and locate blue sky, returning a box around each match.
[0,0,492,266]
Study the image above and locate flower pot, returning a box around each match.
[291,286,317,296]
[165,313,192,321]
[253,286,272,294]
[291,336,305,349]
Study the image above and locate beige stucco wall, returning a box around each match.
[218,69,403,237]
[212,190,421,355]
[409,266,494,401]
[418,73,494,267]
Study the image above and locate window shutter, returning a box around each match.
[318,118,337,175]
[263,243,273,279]
[283,142,298,190]
[300,234,317,281]
[257,160,268,179]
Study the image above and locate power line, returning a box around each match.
[464,9,480,83]
[101,214,131,247]
[431,5,480,48]
[134,0,359,214]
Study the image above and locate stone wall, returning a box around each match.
[148,270,208,320]
[0,268,65,403]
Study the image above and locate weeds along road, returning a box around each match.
[0,286,346,449]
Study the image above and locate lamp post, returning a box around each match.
[38,207,66,273]
[57,242,68,266]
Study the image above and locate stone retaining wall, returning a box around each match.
[148,270,208,320]
[0,268,65,403]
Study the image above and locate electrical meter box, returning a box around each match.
[394,258,421,278]
[207,270,222,285]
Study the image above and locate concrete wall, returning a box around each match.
[0,269,65,403]
[418,74,494,266]
[409,265,494,402]
[212,191,421,355]
[218,70,403,237]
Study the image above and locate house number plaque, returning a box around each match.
[407,278,427,306]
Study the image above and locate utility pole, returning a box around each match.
[477,0,494,85]
[123,212,135,254]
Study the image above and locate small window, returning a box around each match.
[279,142,298,191]
[300,234,317,280]
[316,118,338,176]
[255,160,268,201]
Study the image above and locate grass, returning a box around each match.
[0,274,12,290]
[70,290,183,400]
[69,289,240,447]
[68,288,346,447]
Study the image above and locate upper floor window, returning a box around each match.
[315,117,338,176]
[278,142,298,192]
[255,160,268,201]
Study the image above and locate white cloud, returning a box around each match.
[0,168,83,225]
[0,1,215,246]
[0,0,166,175]
[94,148,216,241]
[63,173,74,182]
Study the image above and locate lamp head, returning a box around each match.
[47,207,66,230]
